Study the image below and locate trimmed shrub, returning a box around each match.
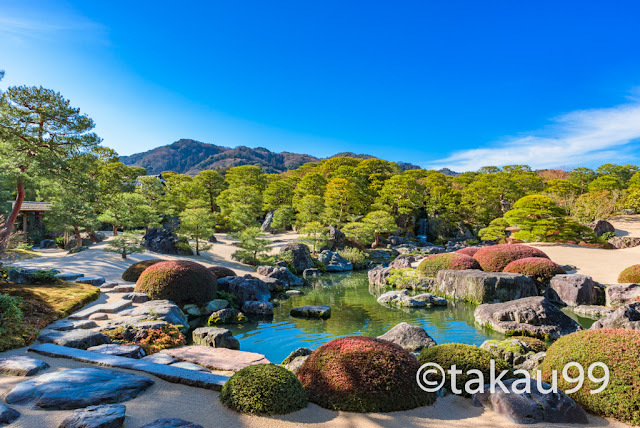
[122,259,163,282]
[473,244,549,272]
[208,266,237,279]
[297,336,435,412]
[618,265,640,283]
[503,257,566,285]
[540,329,640,425]
[455,247,481,257]
[418,343,512,397]
[134,260,217,305]
[416,253,481,278]
[220,364,307,415]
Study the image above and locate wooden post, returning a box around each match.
[38,213,43,230]
[22,212,27,232]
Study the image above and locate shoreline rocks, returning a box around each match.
[435,270,537,304]
[290,305,331,319]
[377,322,436,352]
[545,274,604,306]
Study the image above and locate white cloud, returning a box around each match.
[426,99,640,172]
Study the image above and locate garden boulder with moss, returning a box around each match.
[434,270,537,303]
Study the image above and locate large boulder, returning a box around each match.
[255,265,303,288]
[37,330,111,350]
[241,301,274,316]
[280,243,315,273]
[377,290,446,308]
[318,250,353,272]
[217,276,271,305]
[261,211,274,233]
[587,219,615,237]
[192,327,240,349]
[608,236,640,249]
[591,302,640,330]
[545,274,604,306]
[377,322,437,352]
[605,283,640,308]
[327,225,346,250]
[103,300,188,329]
[59,404,126,428]
[574,305,613,319]
[435,270,538,304]
[480,337,547,369]
[368,266,392,285]
[141,228,192,255]
[208,266,236,279]
[474,296,582,340]
[390,255,415,269]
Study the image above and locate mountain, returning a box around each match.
[120,139,421,175]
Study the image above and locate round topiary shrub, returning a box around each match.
[473,244,549,272]
[134,260,217,305]
[208,266,237,279]
[417,343,512,397]
[122,259,163,282]
[455,246,481,257]
[618,264,640,283]
[539,329,640,425]
[416,253,481,278]
[503,257,566,285]
[297,336,435,412]
[220,364,308,415]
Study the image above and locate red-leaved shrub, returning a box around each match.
[618,265,640,283]
[455,246,481,257]
[122,259,163,282]
[503,257,566,285]
[416,253,481,278]
[473,244,549,272]
[297,336,435,412]
[135,260,217,305]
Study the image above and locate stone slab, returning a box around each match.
[59,404,126,428]
[54,272,84,281]
[0,356,49,376]
[161,346,270,372]
[100,299,133,314]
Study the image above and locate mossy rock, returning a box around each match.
[208,308,248,325]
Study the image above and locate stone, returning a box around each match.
[59,404,126,428]
[139,418,204,428]
[608,236,640,249]
[217,276,271,305]
[0,404,20,426]
[49,319,98,331]
[256,265,303,288]
[161,346,270,372]
[574,305,613,318]
[280,243,315,272]
[208,234,217,243]
[108,300,188,328]
[142,228,193,255]
[390,255,415,269]
[241,300,274,316]
[435,270,538,304]
[0,356,49,376]
[474,297,582,340]
[101,281,119,289]
[208,266,236,279]
[122,292,150,303]
[8,267,57,284]
[5,367,154,409]
[480,338,544,369]
[586,219,615,237]
[65,238,93,249]
[284,356,309,374]
[76,276,106,286]
[591,302,640,330]
[88,344,145,359]
[473,378,588,424]
[40,238,56,249]
[112,284,135,293]
[377,322,437,352]
[54,272,84,281]
[546,274,604,306]
[368,266,392,285]
[141,353,180,365]
[261,210,274,232]
[281,347,313,365]
[290,305,331,319]
[203,299,228,314]
[318,250,353,272]
[376,290,446,308]
[518,352,546,372]
[302,268,321,277]
[192,327,240,350]
[89,313,109,321]
[328,225,346,250]
[182,304,202,317]
[100,299,133,313]
[208,308,248,324]
[170,362,209,372]
[38,329,111,350]
[605,283,640,308]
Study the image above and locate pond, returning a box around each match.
[221,271,515,363]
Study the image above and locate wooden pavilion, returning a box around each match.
[9,201,51,232]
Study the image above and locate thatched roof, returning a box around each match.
[9,201,51,212]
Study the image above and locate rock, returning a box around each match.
[591,302,640,330]
[208,266,236,279]
[376,290,446,308]
[608,236,640,249]
[0,356,49,376]
[141,353,179,365]
[40,239,56,249]
[368,266,392,285]
[290,305,331,319]
[518,351,546,371]
[546,274,604,306]
[76,276,106,286]
[286,289,303,295]
[7,267,57,284]
[202,299,228,314]
[139,418,204,428]
[587,219,615,237]
[169,362,209,372]
[280,243,315,272]
[474,297,582,340]
[102,281,119,288]
[122,292,150,303]
[108,300,188,328]
[480,338,544,369]
[65,239,93,249]
[208,308,248,325]
[49,319,98,331]
[59,404,126,428]
[318,250,353,272]
[54,272,84,281]
[473,378,588,424]
[303,268,321,277]
[605,283,640,308]
[5,367,154,410]
[574,305,613,318]
[281,347,313,365]
[284,356,309,374]
[0,404,20,426]
[192,327,240,349]
[261,211,274,233]
[88,344,145,359]
[182,304,202,317]
[435,270,538,304]
[217,276,271,305]
[255,265,303,288]
[112,284,135,292]
[377,322,437,352]
[142,228,193,255]
[89,313,109,321]
[241,300,274,316]
[622,209,636,215]
[38,329,111,350]
[161,346,270,372]
[207,235,217,243]
[390,255,415,269]
[328,225,346,250]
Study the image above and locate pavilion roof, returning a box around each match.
[9,201,52,212]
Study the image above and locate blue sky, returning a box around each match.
[1,1,640,171]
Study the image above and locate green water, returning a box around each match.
[223,271,510,363]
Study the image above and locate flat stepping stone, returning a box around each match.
[142,353,179,365]
[88,344,145,359]
[100,299,133,314]
[161,346,270,372]
[111,284,135,293]
[5,367,154,410]
[0,356,49,376]
[59,404,126,428]
[29,344,227,390]
[76,276,106,286]
[0,403,20,426]
[54,272,84,281]
[170,362,209,372]
[38,329,110,350]
[89,313,109,321]
[139,419,204,428]
[290,305,331,319]
[101,281,119,288]
[122,292,150,303]
[49,319,97,331]
[69,304,108,320]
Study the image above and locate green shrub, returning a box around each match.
[540,329,640,425]
[416,253,481,278]
[122,259,163,282]
[54,236,66,249]
[220,364,308,415]
[601,231,616,241]
[297,336,435,412]
[278,250,298,274]
[134,260,217,305]
[0,294,24,351]
[338,247,368,270]
[30,269,58,284]
[618,264,640,283]
[216,290,239,309]
[418,343,512,397]
[473,244,549,272]
[503,257,566,285]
